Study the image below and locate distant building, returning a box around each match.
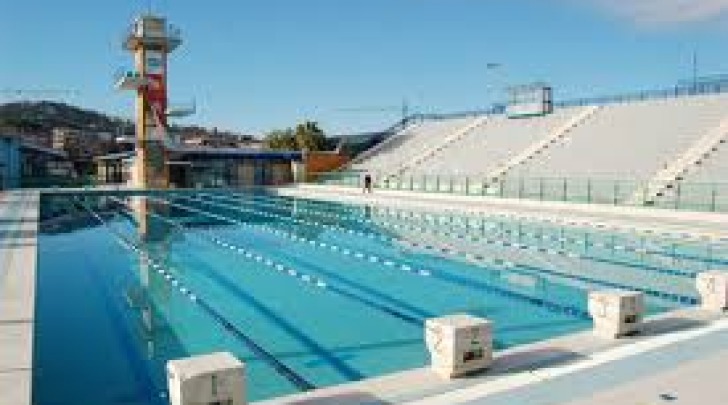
[52,127,114,157]
[0,130,74,189]
[0,133,21,189]
[94,146,304,188]
[178,129,262,150]
[52,128,80,152]
[21,143,75,181]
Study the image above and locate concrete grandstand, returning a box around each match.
[342,84,728,212]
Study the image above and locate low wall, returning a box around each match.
[305,151,349,180]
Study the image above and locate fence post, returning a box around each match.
[711,184,717,212]
[587,179,592,203]
[465,177,470,195]
[613,181,619,206]
[436,175,440,192]
[562,178,568,202]
[539,178,544,201]
[410,176,414,191]
[519,178,524,199]
[449,176,454,193]
[674,183,681,210]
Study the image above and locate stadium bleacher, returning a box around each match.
[346,89,728,210]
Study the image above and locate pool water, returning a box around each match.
[34,191,723,404]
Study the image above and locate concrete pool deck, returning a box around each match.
[3,186,728,405]
[252,307,728,405]
[0,191,39,405]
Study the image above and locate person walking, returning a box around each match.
[363,173,373,193]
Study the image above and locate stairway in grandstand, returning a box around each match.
[392,115,490,177]
[399,106,597,180]
[350,116,484,178]
[345,122,420,168]
[506,94,728,200]
[483,105,601,183]
[631,113,728,205]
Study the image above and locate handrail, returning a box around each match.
[309,172,728,214]
[553,83,728,109]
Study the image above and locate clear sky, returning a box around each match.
[2,0,728,136]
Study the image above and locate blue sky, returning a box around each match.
[2,0,728,135]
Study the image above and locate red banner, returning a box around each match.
[145,73,167,127]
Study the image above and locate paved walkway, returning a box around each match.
[561,349,728,405]
[255,307,728,405]
[0,191,40,405]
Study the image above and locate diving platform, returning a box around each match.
[123,15,181,51]
[115,70,148,91]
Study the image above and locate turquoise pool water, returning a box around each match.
[34,191,723,404]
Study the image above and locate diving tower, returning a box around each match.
[116,14,191,189]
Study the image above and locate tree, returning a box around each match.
[263,128,296,150]
[264,121,329,151]
[293,120,326,151]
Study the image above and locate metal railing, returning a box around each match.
[360,82,728,143]
[553,82,728,109]
[309,171,728,213]
[346,83,728,176]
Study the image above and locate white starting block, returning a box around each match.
[167,352,246,405]
[588,290,644,338]
[425,314,493,378]
[696,271,728,312]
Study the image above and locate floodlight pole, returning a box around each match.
[692,50,698,92]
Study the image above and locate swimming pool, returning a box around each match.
[34,190,721,404]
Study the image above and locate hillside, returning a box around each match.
[0,101,389,158]
[0,101,131,133]
[0,101,248,141]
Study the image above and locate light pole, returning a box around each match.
[485,63,503,110]
[692,50,699,92]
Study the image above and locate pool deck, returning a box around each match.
[255,309,728,405]
[0,191,39,405]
